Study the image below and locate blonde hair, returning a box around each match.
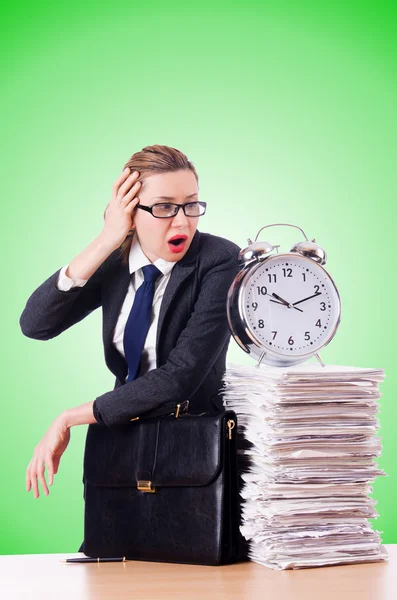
[113,145,199,264]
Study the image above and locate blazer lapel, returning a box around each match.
[103,260,131,382]
[155,230,200,366]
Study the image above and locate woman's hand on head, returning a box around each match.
[100,168,141,249]
[26,416,71,499]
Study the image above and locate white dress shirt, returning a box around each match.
[57,236,176,380]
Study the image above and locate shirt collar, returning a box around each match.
[128,234,176,277]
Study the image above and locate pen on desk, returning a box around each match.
[60,557,128,563]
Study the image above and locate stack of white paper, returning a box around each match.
[222,362,388,570]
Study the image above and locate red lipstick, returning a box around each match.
[167,234,188,254]
[168,234,188,242]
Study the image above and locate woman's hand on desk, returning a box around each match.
[25,416,71,499]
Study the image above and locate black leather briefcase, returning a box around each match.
[82,401,243,565]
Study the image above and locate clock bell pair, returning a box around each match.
[226,223,341,367]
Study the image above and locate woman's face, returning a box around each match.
[132,169,200,263]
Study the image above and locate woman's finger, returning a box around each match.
[47,457,55,486]
[37,458,49,496]
[124,196,140,215]
[116,171,140,201]
[30,457,40,498]
[53,455,61,475]
[120,181,141,205]
[111,168,131,199]
[26,460,33,492]
[116,171,139,201]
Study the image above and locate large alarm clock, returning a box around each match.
[226,223,341,367]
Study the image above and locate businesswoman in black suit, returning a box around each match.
[20,145,241,537]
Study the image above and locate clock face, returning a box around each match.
[241,253,341,358]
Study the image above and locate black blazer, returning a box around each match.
[20,229,241,435]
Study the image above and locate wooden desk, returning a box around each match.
[0,545,394,600]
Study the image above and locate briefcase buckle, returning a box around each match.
[175,400,189,419]
[137,480,156,493]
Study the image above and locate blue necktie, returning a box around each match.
[123,264,162,382]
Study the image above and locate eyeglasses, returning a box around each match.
[136,201,207,219]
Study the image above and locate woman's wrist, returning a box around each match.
[61,401,97,428]
[66,233,120,282]
[97,231,119,252]
[97,230,125,254]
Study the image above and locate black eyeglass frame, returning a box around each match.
[136,201,207,218]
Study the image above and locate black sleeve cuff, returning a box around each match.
[92,400,105,425]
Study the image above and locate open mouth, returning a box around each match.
[168,236,188,253]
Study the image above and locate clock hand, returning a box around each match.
[269,299,287,307]
[271,292,292,307]
[293,292,322,306]
[270,293,303,313]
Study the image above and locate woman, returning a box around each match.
[20,144,241,551]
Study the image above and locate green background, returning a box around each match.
[1,1,396,554]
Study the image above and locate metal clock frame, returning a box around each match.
[226,224,342,368]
